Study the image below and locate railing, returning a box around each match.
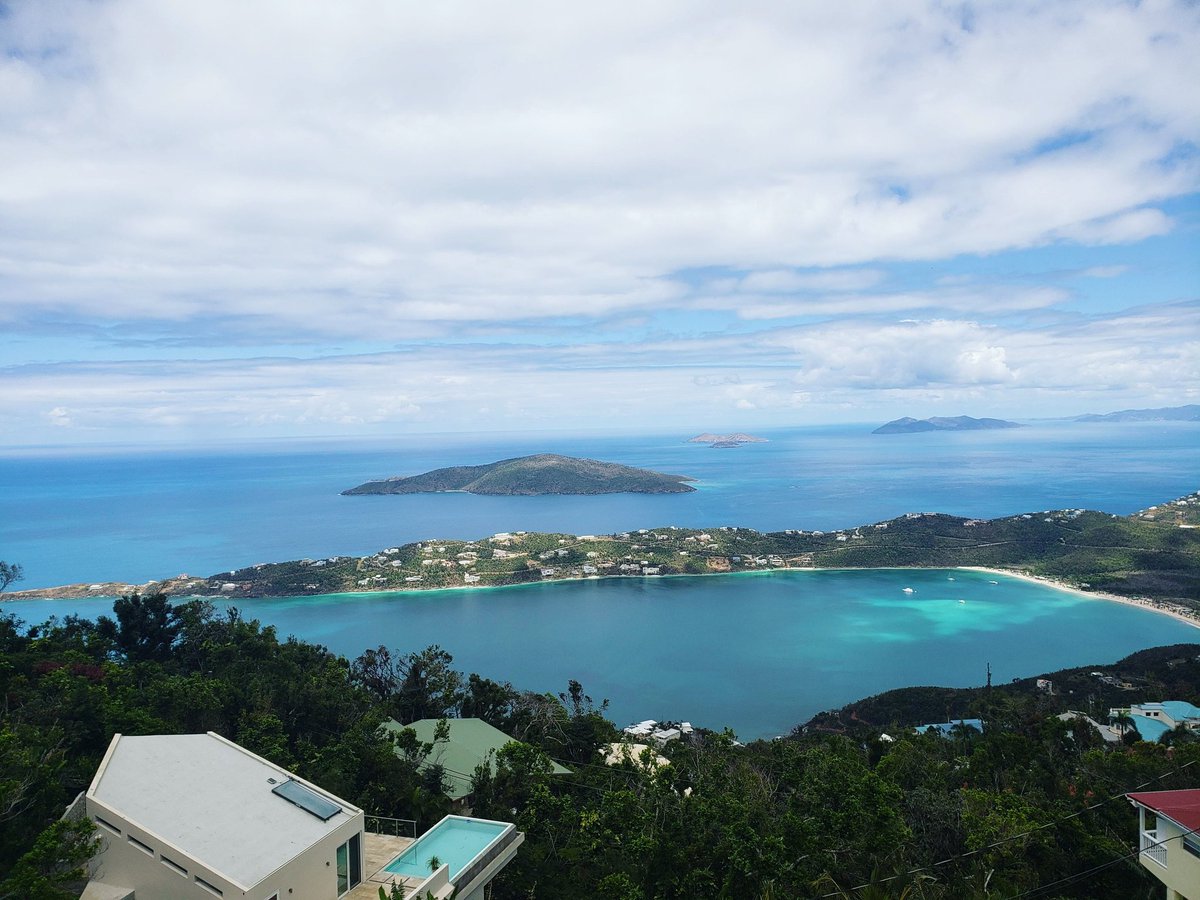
[452,828,521,890]
[1141,829,1168,868]
[365,815,417,839]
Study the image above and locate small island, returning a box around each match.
[341,453,697,496]
[687,433,768,448]
[873,415,1023,434]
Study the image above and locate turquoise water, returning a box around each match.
[1,421,1197,589]
[11,568,1199,739]
[384,817,509,879]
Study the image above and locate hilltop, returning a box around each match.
[873,415,1023,434]
[341,453,696,496]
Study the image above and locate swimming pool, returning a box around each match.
[384,816,512,880]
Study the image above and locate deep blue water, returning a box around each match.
[1,422,1197,589]
[10,569,1199,739]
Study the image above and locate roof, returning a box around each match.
[87,733,360,889]
[914,719,983,737]
[1130,714,1173,742]
[1158,701,1200,722]
[383,718,570,801]
[1127,789,1200,831]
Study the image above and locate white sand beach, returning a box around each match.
[957,566,1200,631]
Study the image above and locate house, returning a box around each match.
[1111,702,1200,742]
[1127,789,1200,900]
[382,718,570,808]
[913,719,983,737]
[78,732,367,899]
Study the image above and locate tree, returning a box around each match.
[96,592,181,663]
[0,817,96,900]
[0,564,21,594]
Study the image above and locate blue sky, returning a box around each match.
[1,1,1198,446]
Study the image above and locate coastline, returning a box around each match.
[956,565,1200,631]
[9,565,1200,635]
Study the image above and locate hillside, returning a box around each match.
[873,415,1023,434]
[341,453,697,496]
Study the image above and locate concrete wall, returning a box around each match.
[86,797,365,899]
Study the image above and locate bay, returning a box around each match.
[10,568,1199,739]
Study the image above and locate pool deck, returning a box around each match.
[349,832,426,900]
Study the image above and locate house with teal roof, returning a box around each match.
[1111,701,1200,743]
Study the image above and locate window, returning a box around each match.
[1184,833,1200,860]
[194,875,223,897]
[127,834,154,855]
[161,856,187,877]
[94,816,121,835]
[336,835,362,896]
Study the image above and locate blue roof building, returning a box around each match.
[914,719,983,737]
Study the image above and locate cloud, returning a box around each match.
[0,0,1196,342]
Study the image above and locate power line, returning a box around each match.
[817,759,1197,897]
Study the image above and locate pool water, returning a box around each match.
[384,816,510,879]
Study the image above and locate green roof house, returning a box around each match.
[383,717,570,803]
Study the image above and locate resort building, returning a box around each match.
[1127,789,1200,900]
[78,732,367,899]
[382,717,570,809]
[1111,702,1200,742]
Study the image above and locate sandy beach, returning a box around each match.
[957,565,1200,631]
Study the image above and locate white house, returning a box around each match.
[1127,789,1200,900]
[81,732,366,900]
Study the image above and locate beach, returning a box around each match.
[958,565,1200,631]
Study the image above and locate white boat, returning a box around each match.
[902,587,914,593]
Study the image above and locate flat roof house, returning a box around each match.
[81,732,366,900]
[1127,789,1200,900]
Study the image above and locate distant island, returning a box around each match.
[341,453,697,496]
[873,415,1023,434]
[1074,404,1200,423]
[687,432,768,448]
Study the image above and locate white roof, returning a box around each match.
[88,733,361,890]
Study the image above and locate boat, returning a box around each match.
[902,587,914,594]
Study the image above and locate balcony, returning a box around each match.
[1140,829,1168,868]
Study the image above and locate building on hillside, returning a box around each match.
[913,718,983,737]
[1127,789,1200,900]
[1111,702,1200,742]
[382,717,571,809]
[77,732,367,899]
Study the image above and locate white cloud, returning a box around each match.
[0,0,1196,338]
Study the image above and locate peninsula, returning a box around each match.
[15,491,1198,611]
[873,415,1023,434]
[341,453,696,496]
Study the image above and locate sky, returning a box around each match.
[1,0,1198,447]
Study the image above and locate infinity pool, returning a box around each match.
[384,816,511,879]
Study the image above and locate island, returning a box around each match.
[872,415,1023,434]
[687,433,768,448]
[341,453,697,496]
[1074,404,1200,423]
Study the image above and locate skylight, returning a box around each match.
[271,779,342,821]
